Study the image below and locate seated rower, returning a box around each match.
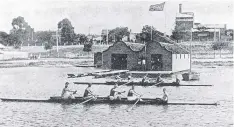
[61,82,77,99]
[115,73,122,82]
[156,74,164,83]
[83,83,97,100]
[141,75,149,86]
[155,88,168,104]
[127,85,142,101]
[109,84,125,101]
[174,76,180,85]
[128,74,132,82]
[68,90,77,99]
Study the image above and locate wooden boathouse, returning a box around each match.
[94,40,190,72]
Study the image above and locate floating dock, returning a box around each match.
[67,70,111,78]
[93,70,129,78]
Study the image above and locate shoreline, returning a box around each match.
[0,58,233,68]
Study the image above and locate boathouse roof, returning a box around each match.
[158,42,189,54]
[124,42,145,52]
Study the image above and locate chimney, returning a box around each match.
[179,4,182,13]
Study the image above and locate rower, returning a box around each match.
[83,83,96,100]
[68,90,77,99]
[155,88,168,104]
[141,74,149,86]
[128,73,132,82]
[109,84,125,101]
[156,74,164,83]
[127,85,142,101]
[174,76,180,85]
[61,82,76,99]
[115,73,121,82]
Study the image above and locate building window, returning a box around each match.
[180,54,181,59]
[184,54,186,58]
[176,54,177,59]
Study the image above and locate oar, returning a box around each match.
[126,96,141,112]
[152,81,163,86]
[119,81,132,87]
[78,95,97,105]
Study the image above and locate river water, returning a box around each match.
[0,66,233,127]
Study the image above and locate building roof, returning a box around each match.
[158,42,189,54]
[194,23,226,29]
[176,13,194,18]
[124,42,145,52]
[103,41,145,53]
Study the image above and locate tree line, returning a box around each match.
[0,16,181,50]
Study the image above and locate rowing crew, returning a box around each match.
[61,82,168,103]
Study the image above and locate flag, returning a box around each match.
[149,2,165,11]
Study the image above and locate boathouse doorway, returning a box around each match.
[111,54,127,70]
[151,54,162,71]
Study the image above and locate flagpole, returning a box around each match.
[151,26,153,41]
[163,3,167,35]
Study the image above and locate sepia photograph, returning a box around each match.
[0,0,233,126]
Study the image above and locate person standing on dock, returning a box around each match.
[155,88,168,104]
[109,84,125,100]
[127,85,142,101]
[61,82,77,99]
[83,83,96,100]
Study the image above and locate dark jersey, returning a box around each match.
[83,87,91,97]
[127,89,134,97]
[110,88,116,96]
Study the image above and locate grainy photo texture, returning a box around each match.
[0,0,233,127]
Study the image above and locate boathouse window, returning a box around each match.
[180,54,181,59]
[184,54,186,58]
[176,54,177,59]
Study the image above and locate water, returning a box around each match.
[0,66,233,127]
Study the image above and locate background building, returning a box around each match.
[175,4,233,42]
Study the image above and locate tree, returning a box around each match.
[77,34,88,45]
[44,41,53,55]
[108,27,130,42]
[171,27,183,43]
[58,18,75,45]
[35,31,55,46]
[11,16,33,48]
[212,42,225,58]
[136,25,165,43]
[0,31,9,46]
[83,39,93,56]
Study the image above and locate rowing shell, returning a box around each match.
[73,81,212,87]
[0,97,218,106]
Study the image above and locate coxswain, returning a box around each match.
[127,85,142,101]
[83,83,96,100]
[155,88,168,104]
[61,82,76,99]
[109,84,125,100]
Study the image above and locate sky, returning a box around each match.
[0,0,233,35]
